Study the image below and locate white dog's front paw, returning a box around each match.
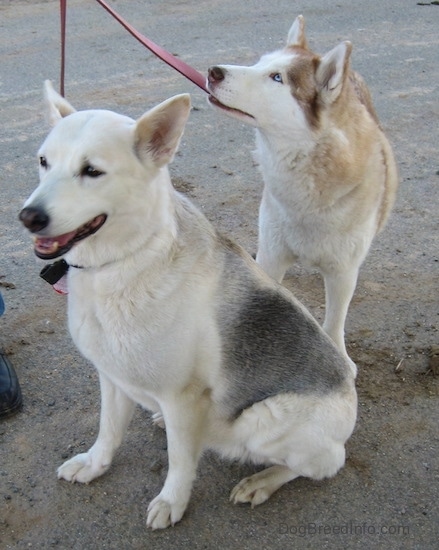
[146,496,187,530]
[57,452,110,484]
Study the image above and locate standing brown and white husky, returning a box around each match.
[19,82,356,529]
[208,15,398,362]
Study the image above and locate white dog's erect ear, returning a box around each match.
[315,41,352,104]
[134,94,191,167]
[44,80,76,127]
[286,15,307,49]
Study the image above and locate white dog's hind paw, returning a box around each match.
[230,476,273,508]
[57,452,110,484]
[146,496,186,530]
[230,466,296,508]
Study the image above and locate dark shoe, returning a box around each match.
[0,351,22,419]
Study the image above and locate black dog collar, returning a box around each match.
[40,259,83,285]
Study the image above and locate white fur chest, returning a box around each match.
[66,262,216,397]
[255,133,374,270]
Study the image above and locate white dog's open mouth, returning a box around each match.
[33,214,107,260]
[208,95,255,121]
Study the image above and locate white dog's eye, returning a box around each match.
[271,73,283,83]
[39,156,48,168]
[81,164,105,178]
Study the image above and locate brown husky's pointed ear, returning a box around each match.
[286,15,307,49]
[134,94,191,168]
[44,80,76,127]
[315,41,352,104]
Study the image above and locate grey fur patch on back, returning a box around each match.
[216,246,348,418]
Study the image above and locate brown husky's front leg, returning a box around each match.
[322,267,359,374]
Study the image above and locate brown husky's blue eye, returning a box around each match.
[271,73,283,83]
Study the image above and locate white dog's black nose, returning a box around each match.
[208,66,226,84]
[19,207,49,233]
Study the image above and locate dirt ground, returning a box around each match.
[0,1,438,548]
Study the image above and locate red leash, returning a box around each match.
[59,0,66,96]
[59,0,209,97]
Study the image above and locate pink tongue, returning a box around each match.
[53,275,68,295]
[35,230,77,254]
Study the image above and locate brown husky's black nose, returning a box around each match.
[19,207,50,233]
[208,66,226,84]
